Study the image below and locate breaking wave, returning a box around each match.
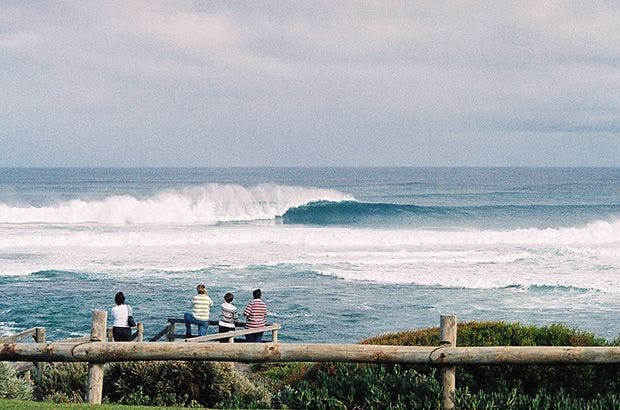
[0,184,354,224]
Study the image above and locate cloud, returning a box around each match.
[0,1,618,166]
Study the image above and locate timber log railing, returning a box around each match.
[149,318,279,342]
[2,312,619,410]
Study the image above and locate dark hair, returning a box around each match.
[224,292,234,303]
[114,292,125,305]
[253,288,261,299]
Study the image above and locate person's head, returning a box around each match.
[224,292,234,303]
[196,284,207,294]
[253,288,261,299]
[114,292,125,305]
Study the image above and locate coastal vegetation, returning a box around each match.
[2,322,619,409]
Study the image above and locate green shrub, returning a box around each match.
[363,321,619,397]
[273,363,442,409]
[104,361,271,408]
[0,362,33,400]
[36,362,87,403]
[456,388,620,410]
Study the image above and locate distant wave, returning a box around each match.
[0,184,354,224]
[282,200,620,225]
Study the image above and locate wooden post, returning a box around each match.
[33,327,46,386]
[440,315,457,410]
[167,322,175,342]
[87,310,107,404]
[106,328,113,342]
[272,328,278,343]
[136,323,144,342]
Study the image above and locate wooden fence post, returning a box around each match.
[87,310,107,404]
[272,328,278,343]
[136,323,144,342]
[167,322,175,342]
[440,315,457,410]
[34,327,46,386]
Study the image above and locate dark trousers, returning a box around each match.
[113,326,132,341]
[245,331,264,343]
[218,325,234,343]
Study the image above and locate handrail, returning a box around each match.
[3,328,37,343]
[167,318,247,327]
[186,324,282,343]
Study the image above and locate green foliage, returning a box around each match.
[252,362,313,391]
[104,361,271,408]
[36,362,87,403]
[273,363,442,409]
[363,321,609,347]
[0,362,33,400]
[363,321,619,397]
[456,388,620,410]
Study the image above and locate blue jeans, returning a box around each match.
[245,331,264,343]
[184,312,208,336]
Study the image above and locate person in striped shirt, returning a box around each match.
[184,284,213,337]
[218,292,239,343]
[243,288,268,342]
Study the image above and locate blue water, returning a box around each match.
[0,167,618,342]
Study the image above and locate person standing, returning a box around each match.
[111,292,133,341]
[243,288,268,342]
[218,292,239,342]
[184,284,213,337]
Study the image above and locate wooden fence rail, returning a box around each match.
[150,318,275,342]
[2,326,46,382]
[3,342,619,365]
[2,312,619,410]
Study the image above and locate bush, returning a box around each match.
[363,321,619,397]
[457,388,620,410]
[272,322,619,409]
[36,360,270,407]
[36,362,87,403]
[104,361,271,408]
[273,363,442,409]
[0,362,33,400]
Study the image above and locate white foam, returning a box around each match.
[0,321,19,337]
[0,183,354,224]
[0,214,617,293]
[0,218,618,248]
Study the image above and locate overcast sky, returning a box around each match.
[1,1,618,166]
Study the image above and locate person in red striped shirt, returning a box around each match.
[243,288,268,342]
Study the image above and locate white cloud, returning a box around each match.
[0,0,618,166]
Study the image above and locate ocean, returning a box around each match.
[0,167,618,342]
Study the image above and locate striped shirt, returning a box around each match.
[243,298,268,328]
[192,294,213,321]
[218,302,239,329]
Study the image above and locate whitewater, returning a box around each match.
[0,167,618,342]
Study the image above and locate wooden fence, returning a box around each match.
[2,312,619,410]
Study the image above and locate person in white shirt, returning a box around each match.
[184,284,213,337]
[218,292,239,342]
[110,292,133,341]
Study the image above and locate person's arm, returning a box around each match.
[243,303,252,318]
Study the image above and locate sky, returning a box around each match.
[0,1,618,167]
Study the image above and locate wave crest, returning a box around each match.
[0,184,354,224]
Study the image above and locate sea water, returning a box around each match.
[0,167,618,342]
